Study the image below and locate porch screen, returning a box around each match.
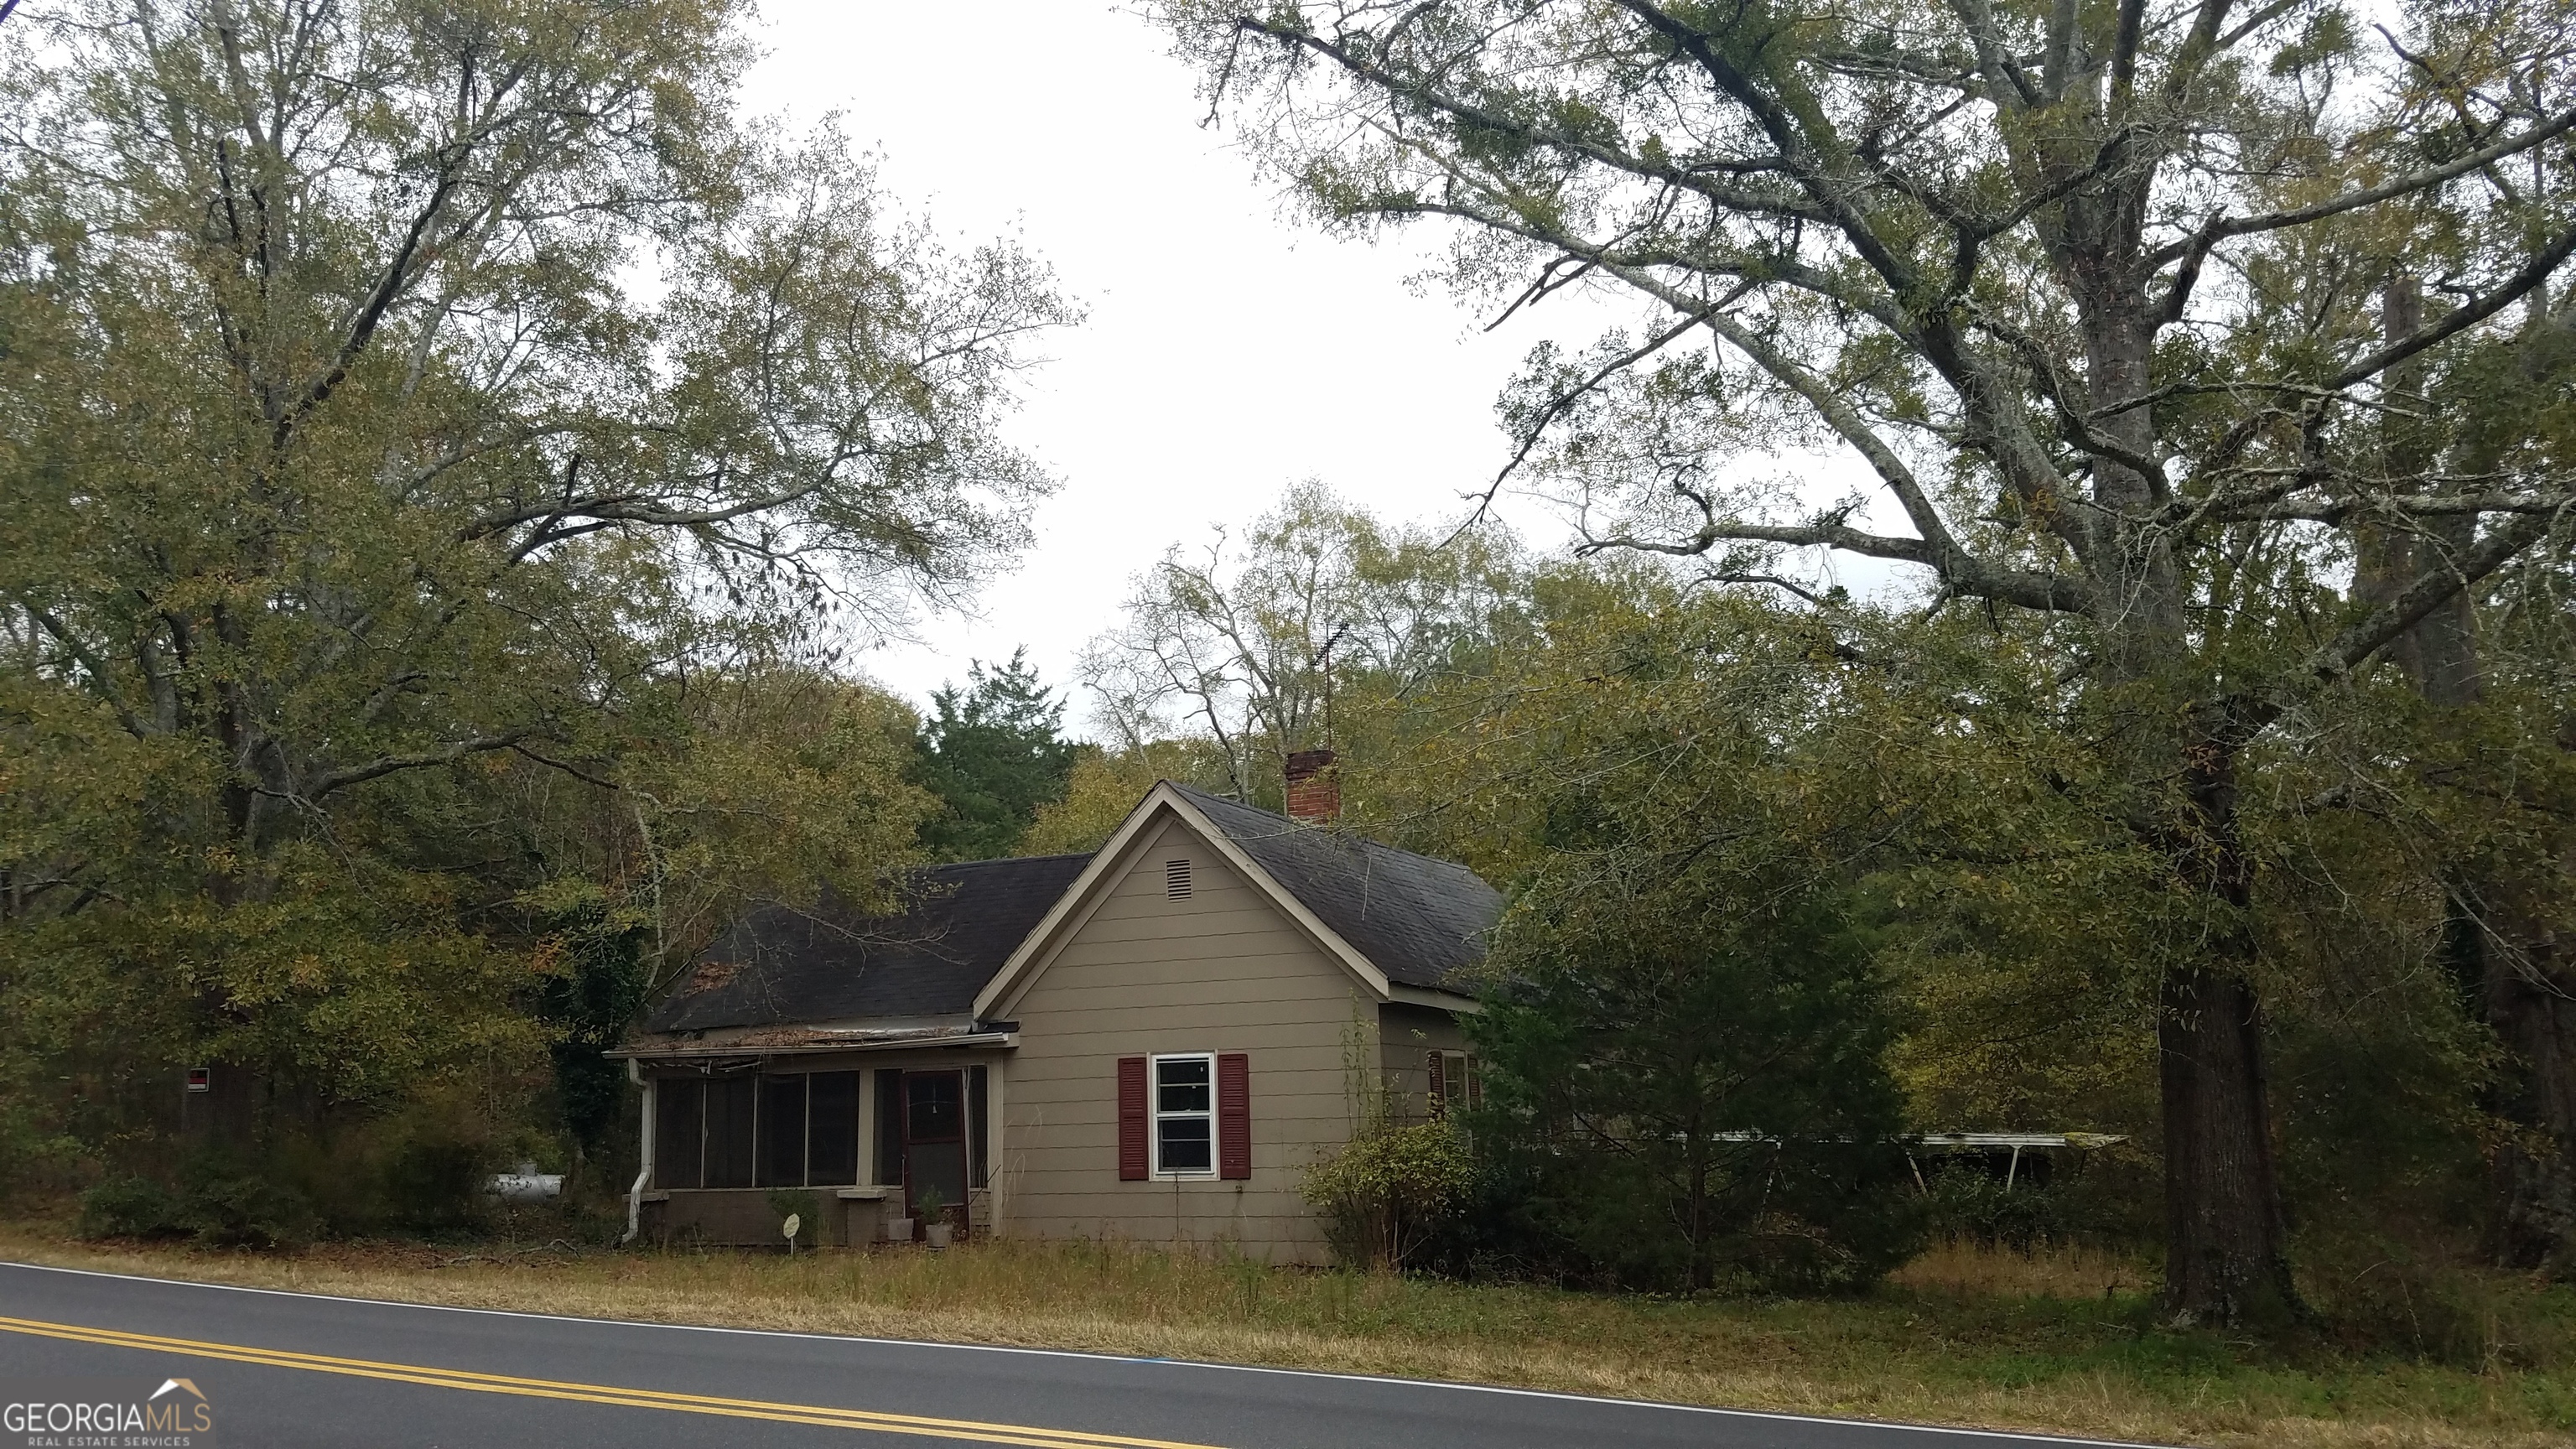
[704,1076,756,1188]
[967,1066,989,1189]
[875,1069,905,1187]
[653,1079,703,1190]
[756,1076,806,1187]
[807,1072,860,1186]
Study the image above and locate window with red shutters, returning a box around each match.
[1116,1056,1149,1180]
[1217,1052,1251,1180]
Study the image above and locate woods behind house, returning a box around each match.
[5,0,2576,1357]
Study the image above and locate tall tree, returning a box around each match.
[911,649,1079,860]
[2339,273,2576,1268]
[1160,0,2576,1319]
[1083,481,1528,803]
[0,0,1063,1153]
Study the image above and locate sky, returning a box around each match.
[741,2,1881,730]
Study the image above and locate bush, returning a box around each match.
[1468,880,1924,1293]
[377,1129,495,1237]
[1304,1119,1472,1270]
[78,1176,186,1239]
[1921,1170,2084,1249]
[174,1157,319,1249]
[766,1188,823,1245]
[2302,1228,2576,1368]
[77,1157,319,1250]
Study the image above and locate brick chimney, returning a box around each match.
[1284,748,1340,825]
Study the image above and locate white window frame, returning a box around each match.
[1148,1052,1218,1180]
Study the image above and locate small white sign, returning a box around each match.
[782,1213,802,1243]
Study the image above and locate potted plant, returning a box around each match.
[916,1184,953,1249]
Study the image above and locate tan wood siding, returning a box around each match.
[1378,1002,1470,1120]
[1000,817,1372,1265]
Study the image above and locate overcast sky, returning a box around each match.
[733,3,1594,720]
[744,2,1881,730]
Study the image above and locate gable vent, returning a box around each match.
[1165,859,1192,899]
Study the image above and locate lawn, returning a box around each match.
[1,1224,2568,1449]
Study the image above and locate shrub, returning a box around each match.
[377,1130,495,1237]
[77,1176,186,1239]
[1921,1170,2083,1249]
[1304,1119,1472,1270]
[766,1188,823,1245]
[1469,881,1924,1293]
[79,1157,320,1250]
[176,1157,319,1250]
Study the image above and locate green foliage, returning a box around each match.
[174,1158,324,1251]
[1156,0,2576,1318]
[911,649,1079,860]
[1474,883,1922,1293]
[76,1176,184,1240]
[1304,1118,1474,1271]
[1018,738,1238,854]
[1081,481,1531,807]
[0,0,1041,1191]
[527,885,652,1153]
[77,1156,319,1250]
[766,1187,823,1242]
[1917,1164,2156,1253]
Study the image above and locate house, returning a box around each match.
[612,750,1499,1265]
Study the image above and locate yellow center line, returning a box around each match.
[0,1314,1230,1449]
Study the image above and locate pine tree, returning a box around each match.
[912,650,1080,860]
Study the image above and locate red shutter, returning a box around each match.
[1217,1052,1251,1180]
[1117,1057,1149,1181]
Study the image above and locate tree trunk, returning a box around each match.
[2158,739,2301,1322]
[2481,896,2576,1270]
[2065,257,2300,1322]
[2373,275,2576,1270]
[2459,725,2576,1271]
[2160,965,2298,1318]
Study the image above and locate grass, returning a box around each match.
[1,1221,2569,1449]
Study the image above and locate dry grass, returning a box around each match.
[2,1224,2568,1449]
[1890,1239,2158,1297]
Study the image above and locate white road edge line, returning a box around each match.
[0,1260,2171,1448]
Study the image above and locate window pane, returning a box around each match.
[704,1077,756,1188]
[757,1075,808,1187]
[652,1079,702,1190]
[1159,1117,1212,1172]
[907,1071,961,1142]
[807,1072,860,1187]
[1156,1057,1210,1114]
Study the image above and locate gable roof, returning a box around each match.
[974,782,1504,1020]
[643,854,1093,1034]
[1166,785,1503,992]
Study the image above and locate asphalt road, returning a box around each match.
[0,1260,2162,1449]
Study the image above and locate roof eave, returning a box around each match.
[610,1030,1018,1062]
[974,782,1396,1020]
[1387,983,1483,1014]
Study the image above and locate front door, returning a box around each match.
[901,1070,967,1232]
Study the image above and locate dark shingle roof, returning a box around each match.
[639,789,1501,1037]
[1169,784,1502,992]
[645,854,1093,1033]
